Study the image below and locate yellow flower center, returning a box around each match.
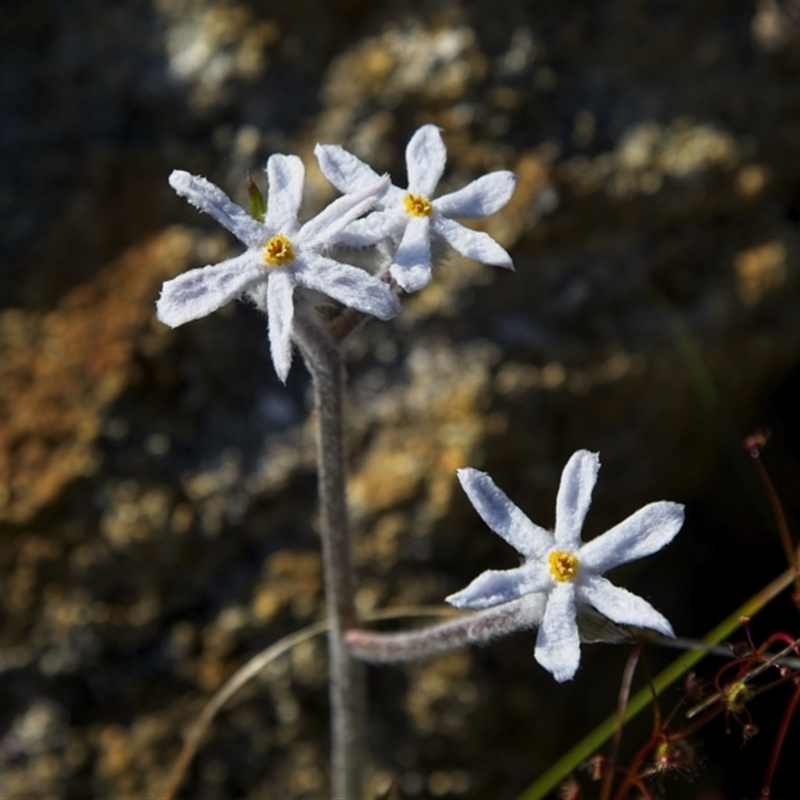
[548,551,579,582]
[263,233,294,266]
[404,193,432,217]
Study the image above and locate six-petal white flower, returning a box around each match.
[315,124,517,293]
[157,155,402,383]
[447,450,684,682]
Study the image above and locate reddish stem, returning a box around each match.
[759,679,800,799]
[600,646,640,800]
[744,433,800,599]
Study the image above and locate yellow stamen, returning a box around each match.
[548,551,579,582]
[263,233,294,266]
[404,193,432,217]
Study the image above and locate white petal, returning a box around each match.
[169,170,264,248]
[579,576,674,637]
[267,269,295,383]
[554,450,600,551]
[391,261,432,293]
[156,252,264,327]
[405,124,446,196]
[457,468,553,560]
[446,564,548,609]
[264,154,305,234]
[434,171,517,218]
[433,217,514,268]
[295,255,401,320]
[339,210,406,247]
[299,176,390,247]
[534,583,581,682]
[391,216,432,291]
[314,143,382,194]
[580,502,685,574]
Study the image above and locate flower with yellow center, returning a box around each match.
[404,193,432,217]
[263,233,294,266]
[447,450,684,682]
[315,124,517,293]
[549,551,579,582]
[158,157,399,384]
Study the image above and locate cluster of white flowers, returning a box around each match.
[159,127,685,684]
[158,124,516,382]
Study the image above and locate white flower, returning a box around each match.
[447,450,684,682]
[315,124,516,293]
[157,155,402,383]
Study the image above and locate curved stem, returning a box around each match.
[294,314,363,799]
[347,597,542,662]
[347,598,630,663]
[161,606,456,800]
[760,679,800,799]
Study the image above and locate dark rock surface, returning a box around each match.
[2,1,800,797]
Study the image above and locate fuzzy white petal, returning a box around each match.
[267,269,295,383]
[405,124,446,196]
[295,255,401,320]
[579,576,674,637]
[535,583,581,682]
[580,502,685,574]
[156,252,264,327]
[169,170,264,248]
[314,143,382,194]
[446,564,547,609]
[434,171,517,218]
[299,176,390,247]
[457,468,553,560]
[338,209,406,247]
[433,217,514,268]
[391,216,432,291]
[264,154,304,234]
[554,450,600,551]
[391,260,432,293]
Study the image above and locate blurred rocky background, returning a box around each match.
[2,0,800,797]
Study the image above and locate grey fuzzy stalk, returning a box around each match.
[346,597,631,664]
[294,315,364,800]
[345,597,545,662]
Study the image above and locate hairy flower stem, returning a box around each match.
[346,599,629,663]
[294,315,364,800]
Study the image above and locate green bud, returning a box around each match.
[247,173,266,222]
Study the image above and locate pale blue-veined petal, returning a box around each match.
[534,582,581,682]
[446,563,548,610]
[156,252,265,328]
[554,450,600,551]
[299,176,390,248]
[267,269,296,384]
[391,216,432,292]
[294,254,401,320]
[457,468,552,560]
[264,154,305,235]
[314,143,383,194]
[169,170,265,248]
[434,171,516,218]
[338,209,406,248]
[580,501,684,575]
[433,217,514,268]
[405,124,446,197]
[579,575,674,637]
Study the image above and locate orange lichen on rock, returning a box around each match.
[0,228,194,524]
